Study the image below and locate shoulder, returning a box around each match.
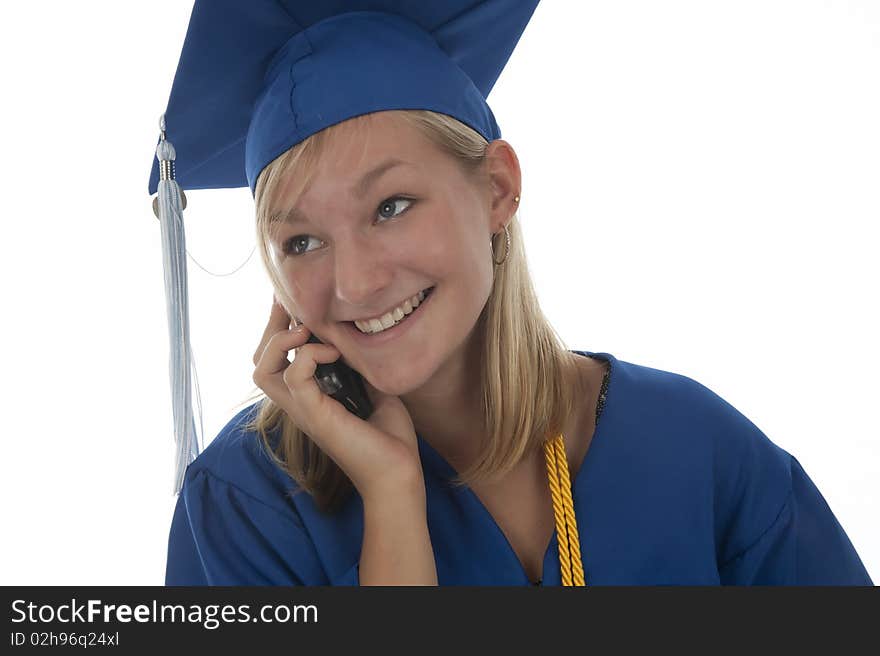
[581,349,773,443]
[623,352,789,478]
[168,402,364,585]
[180,400,298,515]
[600,351,789,467]
[585,351,794,555]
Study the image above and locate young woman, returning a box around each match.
[155,3,872,586]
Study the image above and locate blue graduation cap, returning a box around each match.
[148,0,541,494]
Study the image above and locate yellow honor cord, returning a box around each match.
[543,433,586,586]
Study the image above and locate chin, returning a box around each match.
[361,358,434,397]
[341,313,444,397]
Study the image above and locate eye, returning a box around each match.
[281,234,322,257]
[281,196,415,257]
[377,196,414,221]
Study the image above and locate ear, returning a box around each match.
[483,139,522,234]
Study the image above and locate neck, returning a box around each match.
[400,329,486,471]
[402,342,591,478]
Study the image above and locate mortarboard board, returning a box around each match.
[148,0,541,495]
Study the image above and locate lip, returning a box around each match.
[343,286,435,347]
[352,289,427,325]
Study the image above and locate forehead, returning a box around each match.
[269,112,456,226]
[314,112,440,175]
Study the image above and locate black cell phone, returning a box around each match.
[306,332,374,420]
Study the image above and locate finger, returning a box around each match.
[252,327,311,411]
[252,327,338,404]
[272,294,291,316]
[254,325,312,379]
[280,342,371,452]
[254,297,295,365]
[282,340,341,391]
[253,333,341,432]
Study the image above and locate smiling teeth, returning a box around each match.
[354,289,427,334]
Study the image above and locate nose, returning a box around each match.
[332,233,393,310]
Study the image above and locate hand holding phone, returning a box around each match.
[305,331,373,420]
[252,299,426,500]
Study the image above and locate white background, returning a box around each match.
[0,1,876,585]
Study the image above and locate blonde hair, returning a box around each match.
[238,109,583,514]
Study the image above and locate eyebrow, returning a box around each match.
[269,158,409,226]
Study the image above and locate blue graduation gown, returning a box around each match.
[165,351,873,585]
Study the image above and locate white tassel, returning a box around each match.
[154,114,203,495]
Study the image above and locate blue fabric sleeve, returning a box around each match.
[718,456,873,585]
[165,467,360,586]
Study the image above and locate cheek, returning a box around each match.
[281,268,332,317]
[437,212,493,275]
[420,207,474,256]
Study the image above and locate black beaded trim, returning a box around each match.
[595,362,610,426]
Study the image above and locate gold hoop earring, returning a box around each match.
[492,224,511,265]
